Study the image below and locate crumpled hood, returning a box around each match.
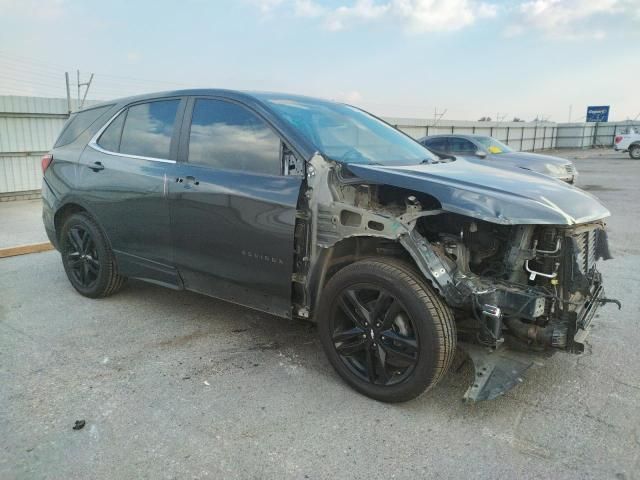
[346,158,609,225]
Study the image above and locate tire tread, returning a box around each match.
[61,212,126,298]
[318,256,457,402]
[361,258,457,387]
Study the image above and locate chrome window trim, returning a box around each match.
[88,106,177,164]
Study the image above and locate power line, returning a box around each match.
[0,49,68,67]
[0,50,191,89]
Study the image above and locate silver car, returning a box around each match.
[419,134,577,183]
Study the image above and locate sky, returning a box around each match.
[0,0,639,122]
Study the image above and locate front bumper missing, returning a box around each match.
[573,284,621,346]
[460,285,621,402]
[573,284,604,345]
[460,342,543,402]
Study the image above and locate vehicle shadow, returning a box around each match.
[110,278,540,415]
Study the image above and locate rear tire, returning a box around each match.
[317,258,456,402]
[629,145,640,159]
[60,212,126,298]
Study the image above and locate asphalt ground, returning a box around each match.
[0,199,48,249]
[1,148,639,479]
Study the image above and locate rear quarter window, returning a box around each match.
[54,105,113,148]
[97,110,126,152]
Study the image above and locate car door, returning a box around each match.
[448,137,479,156]
[169,97,303,318]
[422,137,449,156]
[79,97,186,286]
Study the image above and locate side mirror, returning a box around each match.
[475,150,488,159]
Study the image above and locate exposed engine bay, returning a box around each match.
[418,213,611,352]
[294,154,620,401]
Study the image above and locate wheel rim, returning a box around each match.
[65,226,100,288]
[329,284,420,386]
[632,147,640,159]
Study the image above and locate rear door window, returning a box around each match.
[423,138,448,153]
[187,98,282,175]
[54,105,112,147]
[449,137,477,154]
[118,100,180,159]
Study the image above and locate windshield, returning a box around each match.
[264,97,438,166]
[475,136,514,154]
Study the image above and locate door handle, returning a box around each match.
[89,161,105,172]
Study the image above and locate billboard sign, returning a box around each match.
[586,106,610,122]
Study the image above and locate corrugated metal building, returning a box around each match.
[0,96,67,196]
[0,96,97,198]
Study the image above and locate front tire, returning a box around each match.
[60,212,126,298]
[317,258,456,402]
[629,145,640,159]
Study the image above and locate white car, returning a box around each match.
[614,127,640,159]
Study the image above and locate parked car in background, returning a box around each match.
[43,90,616,404]
[613,127,640,159]
[419,134,577,183]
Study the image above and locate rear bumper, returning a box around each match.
[41,178,58,249]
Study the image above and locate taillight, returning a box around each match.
[41,154,53,173]
[615,136,623,144]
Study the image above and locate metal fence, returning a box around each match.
[387,118,557,151]
[555,121,640,148]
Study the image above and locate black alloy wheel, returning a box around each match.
[331,285,419,386]
[318,258,457,403]
[65,225,101,289]
[60,212,126,298]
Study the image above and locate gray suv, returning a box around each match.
[42,90,616,403]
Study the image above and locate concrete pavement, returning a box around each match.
[1,149,639,479]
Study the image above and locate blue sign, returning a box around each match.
[586,106,610,122]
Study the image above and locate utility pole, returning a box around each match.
[64,72,72,114]
[80,73,94,108]
[568,104,572,122]
[433,107,447,127]
[65,70,94,112]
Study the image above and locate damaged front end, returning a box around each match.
[296,154,619,402]
[394,213,615,402]
[433,220,617,401]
